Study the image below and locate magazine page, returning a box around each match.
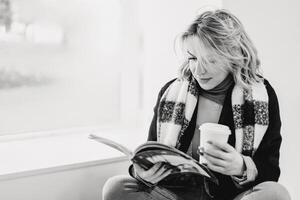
[89,134,133,158]
[134,141,192,159]
[90,135,218,184]
[133,149,212,179]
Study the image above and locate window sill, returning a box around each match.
[0,127,146,181]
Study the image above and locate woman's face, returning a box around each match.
[184,36,230,90]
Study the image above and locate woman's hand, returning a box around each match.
[133,162,173,184]
[201,141,245,176]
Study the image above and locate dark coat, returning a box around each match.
[147,78,282,200]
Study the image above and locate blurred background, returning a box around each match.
[0,0,299,199]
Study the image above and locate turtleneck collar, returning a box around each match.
[199,74,234,105]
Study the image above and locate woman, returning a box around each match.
[102,9,290,200]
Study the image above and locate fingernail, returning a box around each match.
[198,147,204,155]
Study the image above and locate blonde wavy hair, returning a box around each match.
[177,9,263,90]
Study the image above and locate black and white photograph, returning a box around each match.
[0,0,298,199]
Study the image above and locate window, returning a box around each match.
[0,0,143,135]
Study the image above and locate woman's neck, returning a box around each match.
[199,74,234,105]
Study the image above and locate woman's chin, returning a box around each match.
[199,84,213,90]
[197,81,214,90]
[195,77,215,90]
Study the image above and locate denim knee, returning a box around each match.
[102,175,128,200]
[241,181,291,200]
[258,181,291,200]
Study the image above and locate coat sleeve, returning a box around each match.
[251,80,282,184]
[147,79,177,141]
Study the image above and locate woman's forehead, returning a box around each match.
[183,36,218,59]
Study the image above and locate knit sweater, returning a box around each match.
[147,78,282,200]
[187,96,223,159]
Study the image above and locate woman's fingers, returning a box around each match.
[151,170,173,184]
[204,152,227,167]
[134,162,160,176]
[203,143,244,176]
[145,162,165,178]
[206,160,225,174]
[148,166,173,184]
[134,162,180,184]
[147,164,166,182]
[209,141,235,153]
[124,182,139,192]
[133,164,147,178]
[202,143,229,160]
[134,162,167,183]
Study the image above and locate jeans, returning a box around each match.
[102,175,290,200]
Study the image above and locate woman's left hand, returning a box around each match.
[201,141,245,176]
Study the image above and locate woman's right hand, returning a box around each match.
[133,162,174,184]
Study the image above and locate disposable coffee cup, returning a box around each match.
[199,123,231,164]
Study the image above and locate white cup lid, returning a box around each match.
[199,123,231,134]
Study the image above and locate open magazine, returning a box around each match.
[89,134,218,187]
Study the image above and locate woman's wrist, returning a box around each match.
[235,154,246,176]
[231,156,258,186]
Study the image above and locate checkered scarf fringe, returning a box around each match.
[157,76,269,156]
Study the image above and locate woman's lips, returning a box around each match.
[199,77,212,83]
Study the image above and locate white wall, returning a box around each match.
[0,160,129,200]
[223,1,300,199]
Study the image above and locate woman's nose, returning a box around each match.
[195,62,207,75]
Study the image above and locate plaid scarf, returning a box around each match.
[157,76,269,156]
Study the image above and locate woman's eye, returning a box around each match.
[188,57,197,61]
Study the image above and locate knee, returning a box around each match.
[255,181,291,200]
[102,175,128,200]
